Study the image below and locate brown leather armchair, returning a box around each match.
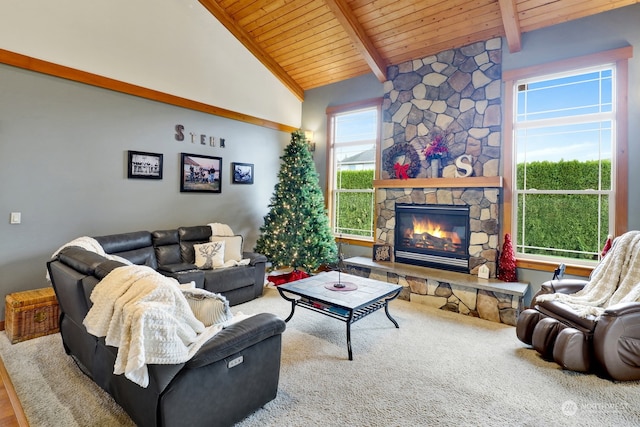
[517,278,640,381]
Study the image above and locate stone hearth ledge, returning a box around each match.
[344,256,530,326]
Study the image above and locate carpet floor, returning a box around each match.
[1,287,639,426]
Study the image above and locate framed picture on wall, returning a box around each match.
[128,150,163,180]
[180,153,222,193]
[232,162,254,184]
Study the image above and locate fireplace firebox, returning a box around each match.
[394,204,470,273]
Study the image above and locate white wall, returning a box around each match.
[0,0,301,128]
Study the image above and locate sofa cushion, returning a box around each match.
[210,235,243,262]
[194,241,225,269]
[179,226,212,264]
[114,246,157,268]
[179,225,212,241]
[95,231,153,253]
[203,267,255,294]
[153,229,182,266]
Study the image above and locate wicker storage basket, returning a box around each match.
[5,287,60,344]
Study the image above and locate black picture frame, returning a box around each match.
[180,153,222,193]
[128,150,163,180]
[232,162,254,184]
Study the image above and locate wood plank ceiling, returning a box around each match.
[198,0,639,100]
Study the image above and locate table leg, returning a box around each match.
[277,288,297,322]
[346,312,354,360]
[384,290,401,328]
[384,302,399,328]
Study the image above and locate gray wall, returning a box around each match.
[302,3,640,293]
[301,73,384,189]
[0,64,289,318]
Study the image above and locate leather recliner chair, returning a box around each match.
[516,278,640,381]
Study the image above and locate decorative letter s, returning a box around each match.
[455,154,474,178]
[175,124,184,141]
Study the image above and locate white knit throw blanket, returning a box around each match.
[83,265,222,388]
[208,223,234,236]
[536,230,640,317]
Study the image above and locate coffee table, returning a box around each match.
[276,271,402,360]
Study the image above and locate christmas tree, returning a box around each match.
[255,130,337,273]
[497,233,518,282]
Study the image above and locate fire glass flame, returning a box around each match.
[394,203,470,272]
[406,215,462,245]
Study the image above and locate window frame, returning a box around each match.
[502,48,630,275]
[326,98,382,243]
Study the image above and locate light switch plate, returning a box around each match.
[10,212,21,224]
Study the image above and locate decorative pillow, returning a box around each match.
[193,241,225,269]
[182,289,232,327]
[210,235,243,262]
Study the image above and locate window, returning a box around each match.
[327,99,381,240]
[503,48,629,267]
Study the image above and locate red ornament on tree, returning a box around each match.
[498,233,518,282]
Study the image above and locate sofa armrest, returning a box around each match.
[186,313,286,368]
[158,263,198,273]
[603,302,640,317]
[594,302,640,380]
[540,279,588,295]
[243,251,267,266]
[57,246,109,276]
[530,279,589,309]
[159,267,205,288]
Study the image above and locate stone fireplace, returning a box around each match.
[377,185,500,277]
[344,37,531,326]
[375,36,503,278]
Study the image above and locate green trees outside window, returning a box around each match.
[334,170,374,238]
[516,159,611,261]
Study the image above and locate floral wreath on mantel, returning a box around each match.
[383,143,420,180]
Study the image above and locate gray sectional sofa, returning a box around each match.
[46,224,285,427]
[95,225,267,305]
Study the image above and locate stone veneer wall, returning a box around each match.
[377,38,502,277]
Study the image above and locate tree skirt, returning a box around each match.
[268,270,310,286]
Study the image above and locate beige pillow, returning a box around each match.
[194,241,225,269]
[210,235,243,262]
[182,290,232,326]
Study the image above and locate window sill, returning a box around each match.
[516,258,594,278]
[335,236,374,247]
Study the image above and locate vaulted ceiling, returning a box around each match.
[198,0,639,101]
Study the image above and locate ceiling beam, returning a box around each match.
[498,0,522,53]
[323,0,388,82]
[197,0,304,101]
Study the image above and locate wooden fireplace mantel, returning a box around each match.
[373,176,503,189]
